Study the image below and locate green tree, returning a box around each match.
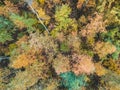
[0,16,15,43]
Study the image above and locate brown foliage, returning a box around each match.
[0,0,19,17]
[0,68,10,88]
[16,35,28,46]
[31,0,50,24]
[29,32,58,56]
[8,61,49,90]
[71,53,95,75]
[80,13,106,38]
[11,51,36,69]
[94,41,116,58]
[103,59,120,74]
[53,54,70,75]
[95,63,107,76]
[29,33,43,52]
[77,0,84,9]
[43,79,59,90]
[67,35,81,53]
[100,72,120,90]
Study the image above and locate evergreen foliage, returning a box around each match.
[0,0,120,90]
[101,26,120,60]
[10,13,37,32]
[51,4,77,36]
[0,16,15,43]
[60,72,86,90]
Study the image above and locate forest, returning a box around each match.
[0,0,120,90]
